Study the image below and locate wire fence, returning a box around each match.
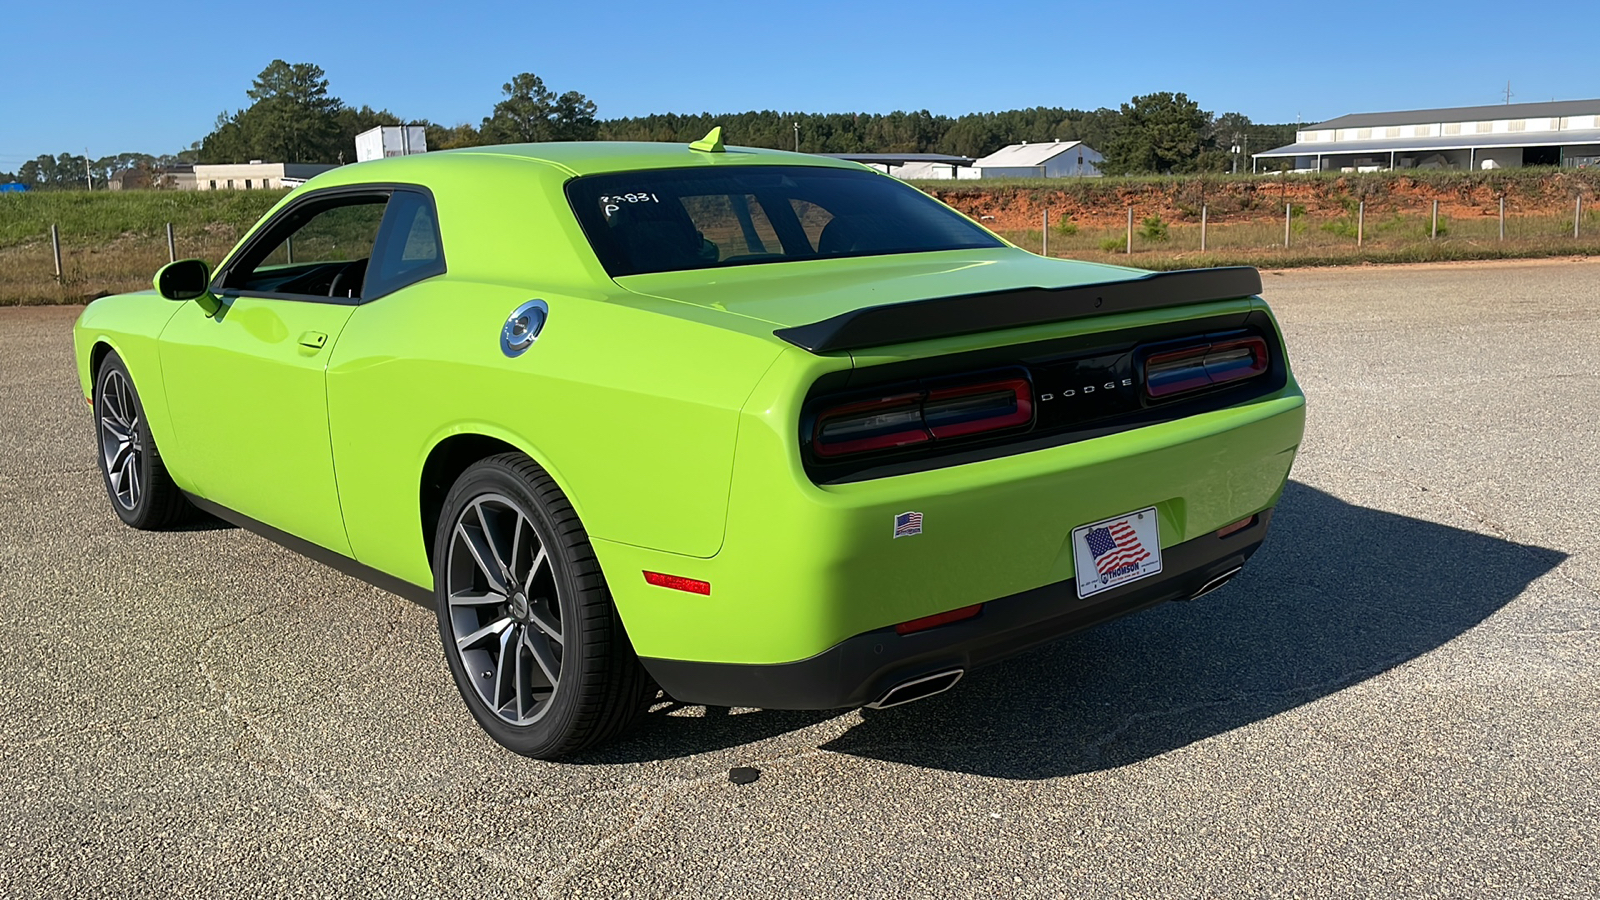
[1,222,250,304]
[1004,191,1598,268]
[3,192,1597,303]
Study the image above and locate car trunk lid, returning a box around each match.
[612,248,1259,354]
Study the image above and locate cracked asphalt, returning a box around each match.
[2,258,1597,898]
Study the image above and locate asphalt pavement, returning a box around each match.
[2,259,1597,898]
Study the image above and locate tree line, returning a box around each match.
[1,61,1298,188]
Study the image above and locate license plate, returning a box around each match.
[1071,507,1162,599]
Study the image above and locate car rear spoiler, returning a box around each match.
[772,266,1263,354]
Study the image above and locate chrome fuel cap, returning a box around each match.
[501,299,549,357]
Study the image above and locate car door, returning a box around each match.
[159,188,392,555]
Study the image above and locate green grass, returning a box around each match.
[0,189,293,305]
[0,189,286,249]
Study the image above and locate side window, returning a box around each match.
[224,195,389,300]
[364,191,446,300]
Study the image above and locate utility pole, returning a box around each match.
[794,121,800,153]
[85,148,92,191]
[1504,81,1514,105]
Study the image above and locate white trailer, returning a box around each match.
[355,125,428,163]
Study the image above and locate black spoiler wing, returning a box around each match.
[772,266,1263,354]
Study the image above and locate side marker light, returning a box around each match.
[643,571,711,595]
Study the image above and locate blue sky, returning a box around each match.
[1,0,1592,168]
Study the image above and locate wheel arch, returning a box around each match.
[417,429,588,570]
[89,339,117,383]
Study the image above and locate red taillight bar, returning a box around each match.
[812,376,1032,459]
[811,392,929,458]
[923,378,1033,439]
[1145,336,1269,399]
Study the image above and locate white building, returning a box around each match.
[971,141,1102,178]
[189,162,337,190]
[1255,99,1600,173]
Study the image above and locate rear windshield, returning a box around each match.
[566,165,1003,277]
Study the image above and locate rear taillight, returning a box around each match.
[923,378,1032,438]
[1144,336,1269,399]
[813,393,930,457]
[812,376,1032,459]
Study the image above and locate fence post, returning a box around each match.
[166,222,176,263]
[1577,195,1583,239]
[1126,205,1133,254]
[1358,201,1364,247]
[1041,209,1048,258]
[1499,196,1505,241]
[1284,202,1291,248]
[1200,204,1207,252]
[1431,200,1439,240]
[51,224,62,281]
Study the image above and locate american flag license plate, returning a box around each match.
[1071,507,1162,599]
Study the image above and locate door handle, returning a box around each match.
[298,331,328,350]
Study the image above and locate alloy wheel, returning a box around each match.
[98,369,143,511]
[444,493,564,726]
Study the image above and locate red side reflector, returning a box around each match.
[894,604,982,635]
[643,571,711,595]
[1216,515,1257,538]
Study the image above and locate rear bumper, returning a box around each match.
[640,508,1273,709]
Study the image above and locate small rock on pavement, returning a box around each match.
[728,766,761,785]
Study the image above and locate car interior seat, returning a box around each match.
[608,203,712,272]
[817,215,899,256]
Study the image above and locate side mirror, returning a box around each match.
[154,258,211,300]
[153,259,220,314]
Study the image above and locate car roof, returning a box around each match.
[318,141,870,182]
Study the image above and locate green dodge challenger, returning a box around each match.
[73,131,1305,758]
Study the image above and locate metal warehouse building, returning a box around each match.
[1254,99,1600,173]
[971,140,1102,178]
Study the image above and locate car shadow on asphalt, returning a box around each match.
[170,509,236,532]
[577,480,1565,774]
[819,480,1566,779]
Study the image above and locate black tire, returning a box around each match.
[433,453,648,758]
[93,351,192,530]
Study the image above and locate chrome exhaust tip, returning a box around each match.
[1188,566,1243,601]
[866,668,964,710]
